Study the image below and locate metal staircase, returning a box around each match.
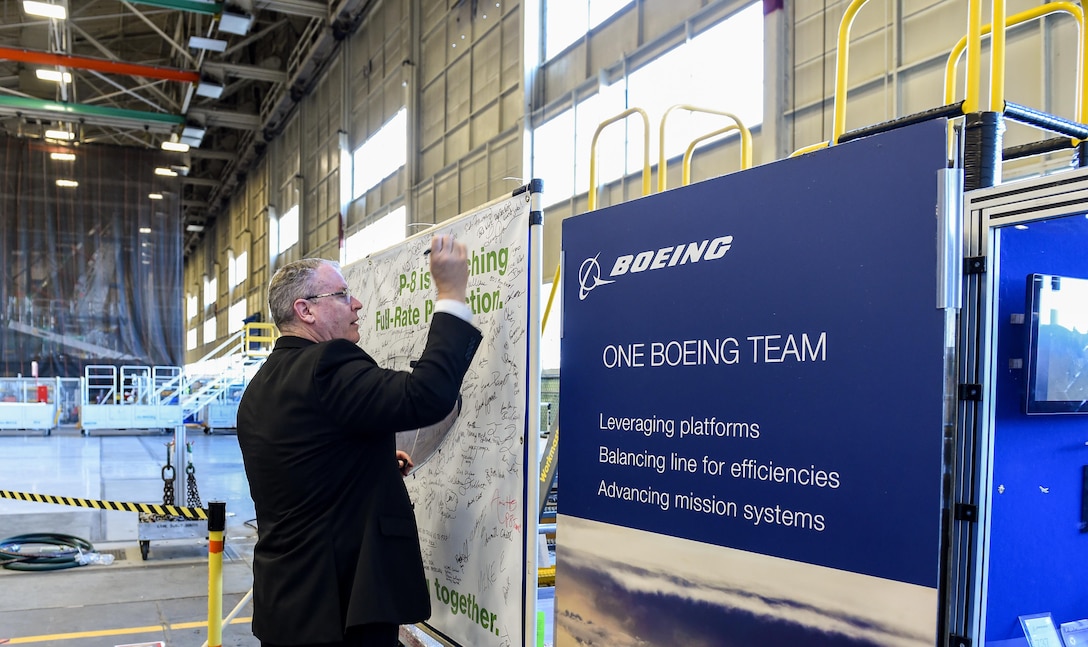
[177,323,276,426]
[78,323,275,434]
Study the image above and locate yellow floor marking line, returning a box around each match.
[5,618,252,644]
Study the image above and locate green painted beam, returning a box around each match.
[0,96,185,126]
[131,0,222,16]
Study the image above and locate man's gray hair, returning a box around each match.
[268,258,341,327]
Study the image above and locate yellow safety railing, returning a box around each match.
[243,322,277,357]
[794,0,986,157]
[945,2,1085,121]
[658,105,752,191]
[588,107,652,211]
[681,125,748,186]
[830,0,870,145]
[991,0,1007,112]
[788,141,829,158]
[965,0,983,114]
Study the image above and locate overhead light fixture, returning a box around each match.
[188,36,228,52]
[55,179,78,188]
[36,69,72,83]
[139,227,153,234]
[195,79,224,99]
[154,167,178,177]
[50,152,75,161]
[218,6,254,36]
[44,129,73,140]
[148,193,163,200]
[161,141,190,153]
[186,224,206,232]
[23,1,66,19]
[181,123,206,147]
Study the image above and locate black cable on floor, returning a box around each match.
[0,533,95,571]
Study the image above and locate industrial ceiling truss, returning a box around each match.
[0,0,375,253]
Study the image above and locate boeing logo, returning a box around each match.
[577,254,615,300]
[577,235,734,300]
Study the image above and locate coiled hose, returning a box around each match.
[0,533,96,571]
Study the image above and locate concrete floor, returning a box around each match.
[0,427,259,647]
[0,428,555,647]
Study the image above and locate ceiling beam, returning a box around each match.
[129,0,223,16]
[120,1,197,66]
[182,176,221,187]
[0,46,200,83]
[0,95,184,132]
[83,72,176,113]
[255,0,327,19]
[189,148,237,161]
[187,107,261,130]
[202,61,287,84]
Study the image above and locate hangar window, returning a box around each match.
[353,109,407,200]
[532,1,762,208]
[345,206,407,265]
[229,299,247,333]
[545,0,632,60]
[277,205,299,254]
[228,250,248,289]
[203,315,217,345]
[203,275,217,307]
[187,327,198,351]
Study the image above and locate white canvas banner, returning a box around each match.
[345,190,534,646]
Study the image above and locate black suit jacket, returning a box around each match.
[237,312,481,644]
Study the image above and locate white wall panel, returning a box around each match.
[421,79,446,147]
[901,2,966,66]
[448,55,473,126]
[473,28,503,109]
[472,103,501,148]
[899,60,948,116]
[1047,15,1081,121]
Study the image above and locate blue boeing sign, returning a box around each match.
[556,119,949,647]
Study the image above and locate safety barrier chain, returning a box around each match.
[0,489,207,520]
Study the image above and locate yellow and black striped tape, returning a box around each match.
[0,489,207,520]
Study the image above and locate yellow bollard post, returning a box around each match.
[207,501,226,647]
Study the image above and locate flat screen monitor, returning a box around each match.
[1025,273,1088,414]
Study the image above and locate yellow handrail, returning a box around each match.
[243,322,277,358]
[945,2,1085,121]
[658,105,752,192]
[830,0,987,147]
[991,0,1007,112]
[588,107,651,211]
[788,140,830,158]
[681,125,743,186]
[542,263,560,334]
[831,0,871,145]
[965,0,983,114]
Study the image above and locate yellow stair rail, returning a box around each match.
[945,2,1085,121]
[242,322,277,358]
[681,125,748,186]
[588,107,652,211]
[657,104,752,191]
[658,104,752,192]
[792,0,987,156]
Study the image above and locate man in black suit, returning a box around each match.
[237,234,481,647]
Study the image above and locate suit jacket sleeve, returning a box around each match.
[319,311,482,433]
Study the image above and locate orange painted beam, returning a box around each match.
[0,46,200,83]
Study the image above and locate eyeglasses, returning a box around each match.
[303,289,350,302]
